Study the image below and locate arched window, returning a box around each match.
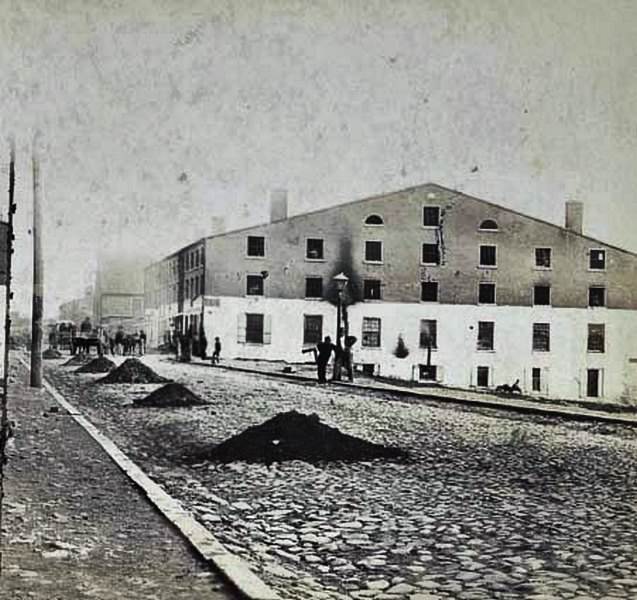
[365,214,384,226]
[479,219,498,231]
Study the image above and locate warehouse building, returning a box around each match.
[144,183,637,403]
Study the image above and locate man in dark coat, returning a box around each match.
[315,336,335,384]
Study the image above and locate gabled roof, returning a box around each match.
[152,183,637,266]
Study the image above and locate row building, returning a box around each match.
[144,184,637,403]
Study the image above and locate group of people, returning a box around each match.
[311,335,357,384]
[173,326,222,365]
[102,328,147,356]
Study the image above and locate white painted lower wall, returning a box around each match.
[147,295,637,403]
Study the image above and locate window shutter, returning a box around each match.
[237,313,246,343]
[263,315,272,344]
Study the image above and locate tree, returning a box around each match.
[394,334,409,359]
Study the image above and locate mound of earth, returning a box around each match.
[63,354,91,367]
[134,383,208,408]
[201,410,409,464]
[43,348,63,359]
[99,358,169,384]
[76,356,116,373]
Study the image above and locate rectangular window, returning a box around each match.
[587,324,605,353]
[532,367,541,392]
[421,243,440,265]
[303,315,323,345]
[362,317,381,347]
[199,274,205,296]
[476,366,489,387]
[421,281,439,302]
[587,368,601,397]
[478,282,496,304]
[479,245,497,267]
[305,277,323,299]
[246,274,264,296]
[419,319,437,349]
[422,206,440,227]
[363,279,382,300]
[365,240,383,263]
[589,249,606,270]
[589,286,605,307]
[245,313,264,343]
[533,323,550,352]
[306,238,324,260]
[535,248,552,268]
[247,236,265,257]
[534,285,551,306]
[419,365,437,381]
[477,321,494,351]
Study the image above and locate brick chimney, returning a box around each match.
[565,201,583,234]
[270,189,288,223]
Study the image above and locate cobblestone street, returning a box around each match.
[45,356,637,600]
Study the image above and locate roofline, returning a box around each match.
[149,182,637,266]
[430,183,637,258]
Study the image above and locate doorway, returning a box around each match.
[586,368,601,398]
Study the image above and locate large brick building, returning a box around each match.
[144,183,637,403]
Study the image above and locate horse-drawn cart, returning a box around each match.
[70,329,104,356]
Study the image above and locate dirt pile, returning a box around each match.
[201,410,409,463]
[134,383,208,408]
[99,358,169,384]
[63,354,91,367]
[76,356,116,373]
[43,348,63,359]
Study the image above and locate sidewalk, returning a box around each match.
[1,360,236,600]
[175,355,637,426]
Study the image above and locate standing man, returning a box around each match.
[139,330,147,355]
[341,336,357,383]
[331,335,344,382]
[114,326,125,356]
[316,336,335,384]
[80,316,92,333]
[211,336,221,365]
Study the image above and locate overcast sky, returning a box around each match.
[1,0,636,318]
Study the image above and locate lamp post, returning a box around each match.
[333,272,349,341]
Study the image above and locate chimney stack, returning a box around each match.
[565,201,583,234]
[270,189,288,223]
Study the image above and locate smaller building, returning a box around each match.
[59,287,94,324]
[94,253,145,333]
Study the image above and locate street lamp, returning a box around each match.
[332,272,349,345]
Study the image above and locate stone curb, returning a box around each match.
[17,356,281,600]
[177,358,637,426]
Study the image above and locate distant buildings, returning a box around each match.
[144,183,637,403]
[93,253,145,332]
[59,287,94,323]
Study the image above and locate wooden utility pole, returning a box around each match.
[30,139,43,388]
[1,138,17,575]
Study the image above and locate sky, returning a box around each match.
[1,0,636,318]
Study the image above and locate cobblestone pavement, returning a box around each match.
[2,360,235,600]
[45,355,637,600]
